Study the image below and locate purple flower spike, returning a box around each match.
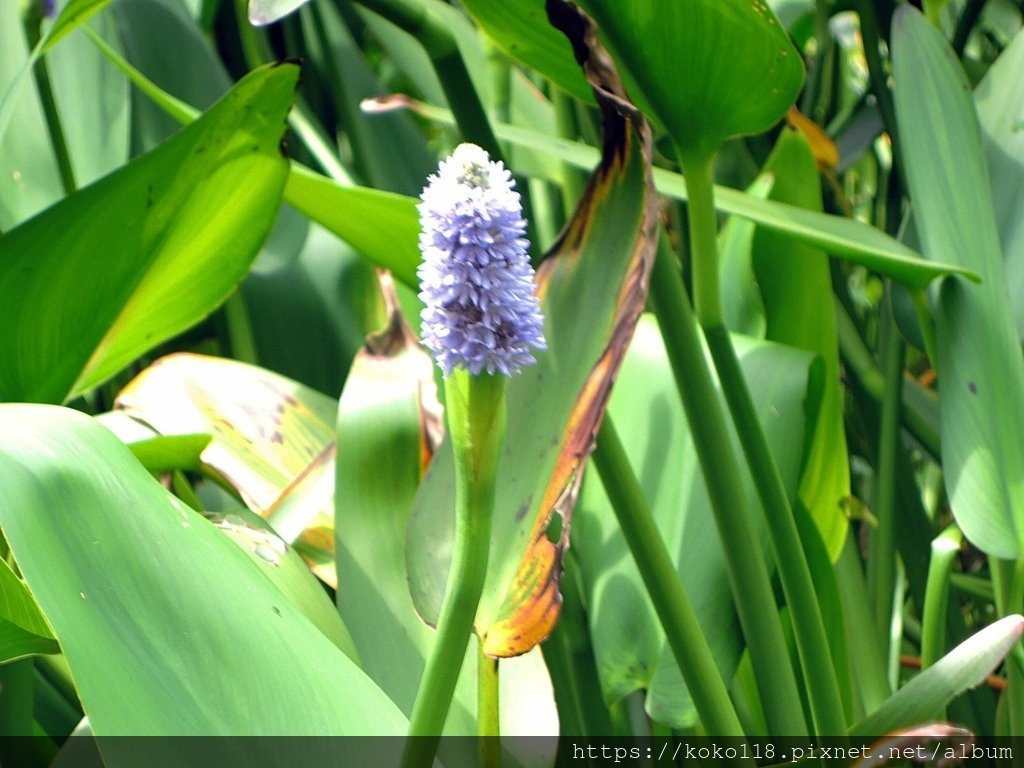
[418,143,547,377]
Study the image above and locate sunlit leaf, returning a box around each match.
[850,615,1024,737]
[0,64,298,404]
[893,6,1024,558]
[406,0,658,657]
[0,405,408,742]
[115,353,338,583]
[248,0,310,26]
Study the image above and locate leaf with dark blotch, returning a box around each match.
[114,353,339,583]
[406,0,658,658]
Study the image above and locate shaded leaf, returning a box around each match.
[407,0,659,657]
[893,6,1024,558]
[974,26,1024,342]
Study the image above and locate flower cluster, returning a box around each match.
[417,143,547,377]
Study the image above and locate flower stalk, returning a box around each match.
[402,144,545,767]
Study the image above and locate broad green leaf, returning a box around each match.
[203,506,359,663]
[893,6,1024,558]
[574,316,814,727]
[0,64,298,405]
[400,98,979,290]
[975,26,1024,341]
[0,405,408,741]
[407,3,659,656]
[284,167,421,289]
[125,434,211,474]
[334,301,558,758]
[114,353,339,584]
[0,556,59,663]
[850,615,1024,737]
[459,0,592,103]
[576,0,804,156]
[249,0,310,25]
[749,129,849,561]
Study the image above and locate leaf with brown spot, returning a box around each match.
[114,353,339,582]
[406,0,658,658]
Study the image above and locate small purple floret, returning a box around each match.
[43,0,57,18]
[418,144,547,377]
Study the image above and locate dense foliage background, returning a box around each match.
[1,0,1024,764]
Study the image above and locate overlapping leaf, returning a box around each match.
[0,64,298,404]
[115,353,339,582]
[893,6,1024,558]
[0,405,407,744]
[406,0,659,657]
[334,290,558,761]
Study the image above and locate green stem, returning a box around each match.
[402,372,505,767]
[702,324,849,737]
[867,292,904,657]
[853,0,899,155]
[678,153,722,328]
[921,525,962,670]
[648,234,807,737]
[835,300,940,458]
[24,19,76,195]
[353,0,501,162]
[993,558,1024,735]
[679,147,847,736]
[591,417,751,749]
[477,646,501,767]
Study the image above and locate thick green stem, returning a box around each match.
[678,146,847,735]
[402,372,505,767]
[702,325,849,737]
[477,647,500,766]
[993,558,1024,735]
[921,525,962,670]
[679,153,722,328]
[648,234,807,737]
[866,293,904,658]
[591,417,750,749]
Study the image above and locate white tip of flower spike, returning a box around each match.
[417,143,547,377]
